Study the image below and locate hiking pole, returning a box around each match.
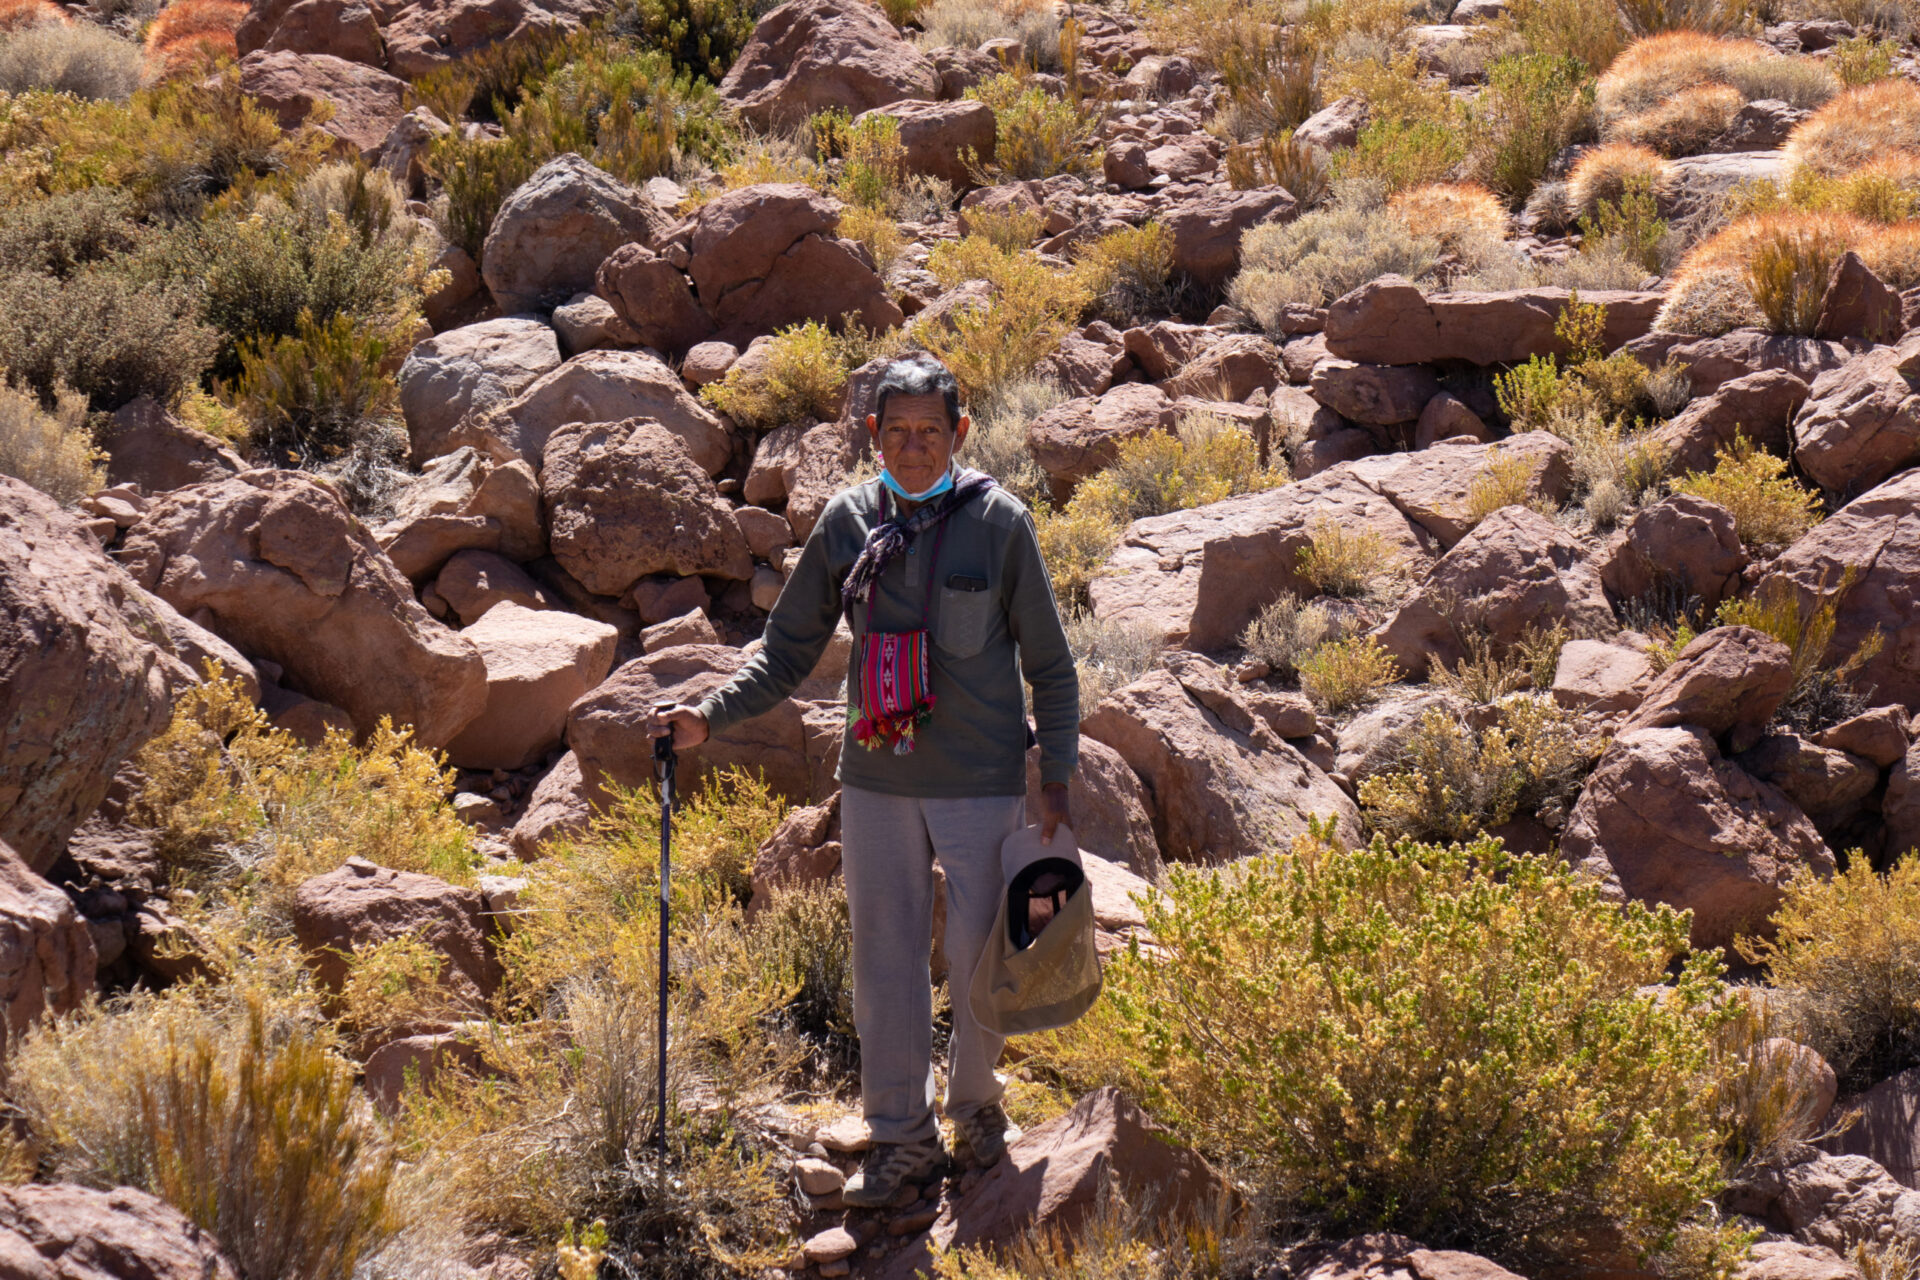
[652,708,677,1169]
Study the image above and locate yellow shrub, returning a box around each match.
[965,72,1100,181]
[1069,413,1279,527]
[1784,78,1920,180]
[1073,220,1173,322]
[0,379,101,503]
[1225,129,1327,206]
[1034,502,1123,612]
[1832,34,1898,87]
[1294,516,1404,599]
[836,204,905,277]
[700,319,900,431]
[1713,569,1884,734]
[1497,0,1625,75]
[1787,153,1920,224]
[1298,635,1400,713]
[921,234,1090,411]
[337,933,469,1042]
[1240,593,1333,680]
[1862,219,1920,289]
[1465,450,1561,526]
[1661,211,1874,337]
[1035,829,1747,1270]
[1673,432,1821,553]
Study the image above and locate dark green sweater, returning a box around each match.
[696,478,1079,797]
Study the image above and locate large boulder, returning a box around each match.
[236,50,406,155]
[568,645,828,803]
[1594,492,1748,610]
[718,0,939,131]
[0,837,94,1056]
[398,316,562,466]
[444,602,618,771]
[1654,330,1852,398]
[1732,1149,1920,1253]
[1373,505,1614,678]
[1081,665,1361,863]
[291,856,502,1006]
[878,1088,1227,1280]
[541,418,752,597]
[0,1183,239,1280]
[594,244,715,355]
[687,184,839,304]
[235,0,384,64]
[456,349,733,475]
[1158,333,1283,402]
[1024,739,1161,878]
[1323,277,1664,366]
[1791,333,1920,496]
[682,184,902,338]
[104,398,245,494]
[1759,467,1920,711]
[1820,1066,1920,1188]
[1653,368,1809,478]
[1736,731,1879,822]
[117,471,488,749]
[1814,251,1902,345]
[1025,383,1175,505]
[1561,726,1835,952]
[432,548,558,625]
[855,98,995,187]
[1307,359,1441,426]
[376,447,544,582]
[1,478,184,871]
[1551,638,1654,715]
[382,0,606,78]
[1088,465,1436,651]
[480,154,673,315]
[1620,626,1794,743]
[1343,432,1572,549]
[508,750,594,856]
[1162,187,1295,287]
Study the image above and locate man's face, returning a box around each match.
[868,392,970,497]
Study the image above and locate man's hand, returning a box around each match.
[1039,781,1071,846]
[647,704,711,751]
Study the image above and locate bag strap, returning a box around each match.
[862,485,957,636]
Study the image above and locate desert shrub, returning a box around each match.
[10,992,397,1280]
[1466,53,1596,202]
[224,309,402,475]
[1834,33,1899,86]
[699,319,894,431]
[1213,23,1319,141]
[1580,172,1671,273]
[1229,181,1442,329]
[1359,697,1603,842]
[1787,155,1920,224]
[746,878,857,1071]
[1035,830,1746,1271]
[0,266,215,411]
[1465,449,1562,526]
[1226,129,1329,206]
[1658,210,1872,336]
[606,0,759,81]
[1034,502,1123,611]
[816,107,907,210]
[966,71,1100,181]
[0,186,141,276]
[1295,516,1404,599]
[128,668,478,891]
[1614,0,1748,34]
[1553,407,1669,529]
[0,379,101,502]
[1726,53,1840,111]
[1387,182,1507,241]
[958,376,1055,506]
[1497,0,1626,75]
[1673,432,1821,552]
[1064,610,1164,717]
[920,0,1060,68]
[922,232,1089,411]
[1075,220,1174,322]
[0,18,143,98]
[931,1185,1251,1280]
[1784,78,1920,180]
[1068,413,1279,525]
[1714,570,1884,734]
[1240,593,1334,680]
[1332,116,1468,193]
[0,0,67,30]
[1298,635,1400,713]
[1741,854,1920,1092]
[1597,34,1780,123]
[1743,219,1848,335]
[1613,81,1742,155]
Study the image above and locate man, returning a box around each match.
[649,354,1079,1207]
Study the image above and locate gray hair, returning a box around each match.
[872,354,962,432]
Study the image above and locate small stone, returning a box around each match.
[889,1207,940,1235]
[887,1183,919,1209]
[802,1226,859,1264]
[1233,659,1270,683]
[819,1262,852,1278]
[452,792,504,826]
[794,1156,846,1197]
[816,1115,871,1153]
[751,565,786,611]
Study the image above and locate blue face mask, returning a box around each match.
[879,462,955,503]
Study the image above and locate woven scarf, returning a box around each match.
[841,468,996,754]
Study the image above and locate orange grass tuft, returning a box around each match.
[1567,140,1666,214]
[143,0,245,73]
[1784,79,1920,180]
[1388,182,1508,237]
[1610,81,1742,155]
[1596,31,1774,121]
[0,0,70,31]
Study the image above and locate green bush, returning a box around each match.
[1037,829,1748,1271]
[1068,413,1279,525]
[0,379,102,503]
[0,265,215,411]
[1298,635,1400,712]
[0,186,142,276]
[1240,593,1333,680]
[224,309,404,480]
[1467,53,1596,202]
[966,72,1101,181]
[747,879,857,1073]
[607,0,758,81]
[1672,433,1822,554]
[1332,117,1467,193]
[699,320,901,431]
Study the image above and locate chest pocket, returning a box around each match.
[935,575,995,658]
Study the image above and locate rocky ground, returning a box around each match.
[8,0,1920,1273]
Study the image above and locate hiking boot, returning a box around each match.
[842,1137,950,1208]
[950,1101,1019,1169]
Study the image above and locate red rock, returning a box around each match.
[1025,382,1175,504]
[236,0,383,64]
[1345,432,1572,549]
[0,1183,239,1280]
[641,608,721,652]
[1373,506,1613,678]
[376,109,451,199]
[1159,333,1282,402]
[0,837,94,1055]
[104,398,244,494]
[1023,738,1160,878]
[1309,359,1441,425]
[398,317,562,466]
[1814,705,1910,768]
[1735,731,1879,818]
[237,50,406,155]
[507,751,593,857]
[628,573,711,624]
[444,602,618,771]
[1552,639,1653,715]
[541,418,752,596]
[1323,276,1665,367]
[1657,329,1852,398]
[1759,468,1920,711]
[1414,391,1491,447]
[363,1030,485,1115]
[709,233,903,342]
[1888,741,1920,861]
[1595,492,1748,610]
[748,791,841,912]
[1146,135,1219,182]
[1820,1065,1920,1188]
[719,0,939,131]
[481,154,673,315]
[377,447,544,582]
[118,471,488,749]
[1815,251,1902,344]
[929,43,997,99]
[1792,333,1920,496]
[855,98,995,187]
[1294,96,1368,152]
[1562,726,1835,951]
[594,243,714,355]
[1739,1241,1863,1280]
[456,349,733,476]
[1654,368,1809,478]
[1032,327,1125,397]
[681,340,740,385]
[1089,464,1435,650]
[1,478,187,870]
[1620,625,1793,743]
[292,856,502,1005]
[1081,665,1360,863]
[1163,186,1296,287]
[1103,139,1150,189]
[382,0,606,78]
[433,549,557,625]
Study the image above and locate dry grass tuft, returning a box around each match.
[1784,78,1920,180]
[1387,182,1508,252]
[0,380,102,504]
[0,0,67,30]
[0,18,145,98]
[1611,81,1742,155]
[1596,33,1771,121]
[1659,211,1874,337]
[1567,141,1667,217]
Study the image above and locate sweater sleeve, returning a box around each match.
[694,517,843,735]
[1004,511,1080,788]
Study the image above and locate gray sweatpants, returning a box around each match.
[839,784,1026,1146]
